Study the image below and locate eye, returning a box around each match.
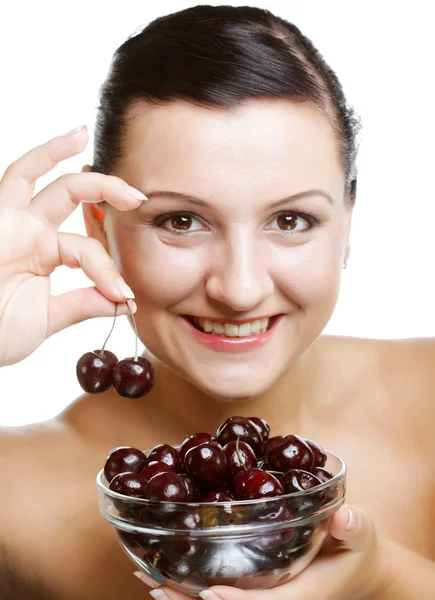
[153,212,205,234]
[266,211,317,233]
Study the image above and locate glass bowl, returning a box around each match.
[97,450,346,596]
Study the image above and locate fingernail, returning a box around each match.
[65,124,87,136]
[114,279,135,299]
[126,184,148,201]
[126,299,137,314]
[149,590,167,598]
[345,507,355,530]
[200,592,221,599]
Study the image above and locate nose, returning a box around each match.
[205,231,274,312]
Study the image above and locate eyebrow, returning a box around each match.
[143,189,334,207]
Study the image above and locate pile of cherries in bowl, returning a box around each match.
[97,416,346,596]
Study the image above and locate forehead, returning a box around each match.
[118,98,344,199]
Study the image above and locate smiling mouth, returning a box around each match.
[184,315,280,337]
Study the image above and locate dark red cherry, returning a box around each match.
[304,438,327,468]
[147,444,182,473]
[312,466,334,483]
[178,473,202,501]
[248,417,270,441]
[104,446,147,484]
[157,553,195,583]
[184,441,228,486]
[223,440,257,476]
[109,472,149,497]
[179,433,215,463]
[268,435,314,472]
[201,488,234,502]
[233,468,284,500]
[216,416,263,455]
[167,508,202,531]
[145,471,188,502]
[141,460,172,481]
[263,435,284,456]
[76,350,118,394]
[112,356,154,399]
[280,469,322,494]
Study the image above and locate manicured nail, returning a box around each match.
[126,184,148,201]
[133,571,159,588]
[199,592,221,599]
[114,279,135,299]
[149,590,167,598]
[345,507,355,530]
[65,124,87,136]
[126,299,137,314]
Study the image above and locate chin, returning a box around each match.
[188,371,274,403]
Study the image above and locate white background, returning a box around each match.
[0,1,434,426]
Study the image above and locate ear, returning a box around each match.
[80,164,109,249]
[343,196,353,264]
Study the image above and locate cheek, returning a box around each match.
[271,237,343,308]
[111,229,206,306]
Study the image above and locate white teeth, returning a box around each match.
[250,320,261,334]
[202,319,214,332]
[224,323,239,337]
[196,316,274,337]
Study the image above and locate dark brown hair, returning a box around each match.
[93,4,361,203]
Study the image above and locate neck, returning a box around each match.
[139,343,320,444]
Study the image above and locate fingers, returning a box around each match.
[46,286,134,338]
[30,171,147,229]
[0,125,89,209]
[56,232,135,303]
[330,505,376,551]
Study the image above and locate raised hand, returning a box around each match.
[0,125,146,367]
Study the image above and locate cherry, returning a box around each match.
[304,438,327,467]
[168,508,202,530]
[76,349,118,394]
[313,466,334,483]
[164,538,201,558]
[184,441,228,487]
[157,553,195,583]
[280,469,322,494]
[145,471,188,502]
[223,439,257,476]
[268,434,314,472]
[141,460,172,481]
[201,488,234,502]
[109,472,149,497]
[147,444,182,473]
[248,417,270,442]
[112,356,154,399]
[216,416,263,456]
[179,432,215,463]
[178,473,202,501]
[233,468,284,500]
[281,470,325,516]
[263,435,284,456]
[104,446,147,484]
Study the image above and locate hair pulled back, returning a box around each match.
[94,5,361,203]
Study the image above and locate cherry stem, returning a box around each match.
[266,470,284,476]
[235,436,248,471]
[126,300,139,361]
[100,302,118,354]
[152,551,161,567]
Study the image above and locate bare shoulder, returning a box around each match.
[319,334,435,415]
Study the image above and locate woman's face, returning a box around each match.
[87,99,352,400]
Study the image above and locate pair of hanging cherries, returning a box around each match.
[76,302,155,398]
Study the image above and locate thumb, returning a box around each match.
[330,504,376,550]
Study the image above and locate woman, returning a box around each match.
[0,5,434,599]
